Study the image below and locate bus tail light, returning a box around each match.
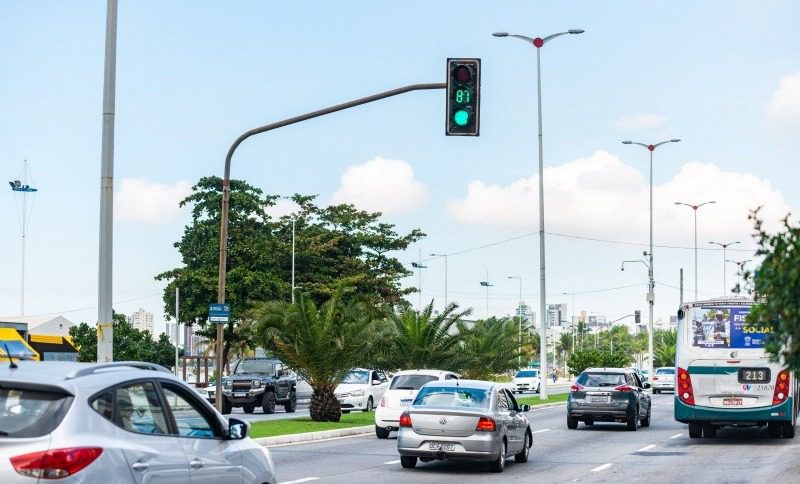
[677,367,695,405]
[773,370,790,405]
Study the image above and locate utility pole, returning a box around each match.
[175,287,180,376]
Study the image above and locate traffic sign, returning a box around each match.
[208,303,231,324]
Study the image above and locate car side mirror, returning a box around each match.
[520,404,531,412]
[277,369,285,377]
[372,380,381,385]
[227,417,249,440]
[643,382,651,389]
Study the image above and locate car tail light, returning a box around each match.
[379,396,387,407]
[475,416,496,432]
[10,447,103,479]
[677,367,695,405]
[773,370,791,405]
[614,385,634,392]
[653,377,659,381]
[399,412,412,428]
[570,383,584,392]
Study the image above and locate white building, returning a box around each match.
[165,322,182,346]
[129,308,155,336]
[547,304,567,327]
[0,315,76,337]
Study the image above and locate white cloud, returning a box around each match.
[116,178,191,223]
[612,114,668,131]
[265,198,300,219]
[766,71,800,122]
[330,157,428,215]
[447,150,793,245]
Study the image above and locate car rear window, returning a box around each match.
[0,386,73,438]
[515,370,539,378]
[414,386,490,408]
[576,372,626,387]
[390,375,438,390]
[656,368,675,375]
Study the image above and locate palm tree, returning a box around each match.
[458,317,525,379]
[376,301,470,372]
[253,284,379,422]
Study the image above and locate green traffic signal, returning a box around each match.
[453,109,470,126]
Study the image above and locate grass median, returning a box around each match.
[517,392,569,406]
[249,411,375,439]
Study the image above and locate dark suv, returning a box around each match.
[221,358,297,414]
[567,367,651,431]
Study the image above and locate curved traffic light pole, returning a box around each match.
[214,82,445,412]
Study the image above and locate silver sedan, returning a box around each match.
[396,379,532,473]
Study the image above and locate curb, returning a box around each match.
[255,425,374,447]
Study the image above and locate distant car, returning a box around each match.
[652,367,676,394]
[640,369,650,383]
[0,361,276,484]
[374,369,459,439]
[511,369,541,394]
[567,367,652,431]
[396,379,531,473]
[335,369,389,413]
[222,357,296,414]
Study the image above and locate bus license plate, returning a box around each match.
[589,396,610,403]
[723,398,743,406]
[429,442,455,451]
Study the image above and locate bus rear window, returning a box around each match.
[0,387,73,438]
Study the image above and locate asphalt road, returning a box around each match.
[267,393,800,484]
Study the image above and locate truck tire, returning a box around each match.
[221,398,232,415]
[262,390,276,414]
[242,404,255,414]
[284,390,297,413]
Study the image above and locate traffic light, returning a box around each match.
[635,310,641,325]
[446,58,481,136]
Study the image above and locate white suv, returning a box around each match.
[374,369,458,439]
[512,368,541,394]
[335,369,389,413]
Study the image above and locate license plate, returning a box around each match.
[400,399,412,407]
[234,392,246,398]
[428,442,455,451]
[723,398,743,406]
[589,396,610,403]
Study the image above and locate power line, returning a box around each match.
[23,293,162,318]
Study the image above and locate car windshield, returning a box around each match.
[414,386,490,408]
[235,360,274,375]
[515,370,539,378]
[577,372,626,387]
[390,374,439,390]
[342,370,369,384]
[0,386,73,437]
[656,368,675,375]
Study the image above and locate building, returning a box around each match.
[165,322,182,346]
[0,315,76,337]
[129,308,155,335]
[547,304,567,327]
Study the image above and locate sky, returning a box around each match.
[1,1,799,336]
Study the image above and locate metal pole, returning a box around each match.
[418,249,423,310]
[518,278,522,368]
[680,268,684,307]
[444,255,448,308]
[648,149,654,381]
[97,0,118,363]
[485,271,490,319]
[722,246,727,295]
[175,287,180,375]
[693,208,698,300]
[536,42,549,400]
[291,216,296,304]
[20,188,26,316]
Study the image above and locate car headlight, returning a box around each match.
[350,389,365,397]
[224,380,232,388]
[252,380,261,388]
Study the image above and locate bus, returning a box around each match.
[674,298,798,438]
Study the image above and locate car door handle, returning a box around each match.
[131,462,150,471]
[190,458,205,469]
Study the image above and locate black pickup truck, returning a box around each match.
[221,358,297,414]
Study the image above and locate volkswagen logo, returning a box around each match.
[438,417,448,425]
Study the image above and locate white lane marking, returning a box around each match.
[383,460,401,465]
[591,463,613,472]
[670,433,683,439]
[636,444,656,452]
[279,478,319,484]
[532,428,551,434]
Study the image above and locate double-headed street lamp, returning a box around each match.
[621,139,680,385]
[508,276,523,368]
[674,200,716,300]
[709,241,741,295]
[430,253,449,308]
[493,28,584,400]
[479,272,493,319]
[411,261,427,310]
[726,259,751,294]
[621,258,653,377]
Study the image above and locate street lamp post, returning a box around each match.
[493,28,583,400]
[430,253,449,308]
[726,259,751,294]
[709,241,741,295]
[411,258,427,310]
[8,168,37,317]
[508,276,523,368]
[622,139,680,384]
[479,272,493,319]
[674,201,716,300]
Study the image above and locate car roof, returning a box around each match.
[391,369,456,377]
[420,379,495,390]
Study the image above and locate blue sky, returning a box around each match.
[2,1,798,334]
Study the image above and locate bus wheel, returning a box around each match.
[768,422,782,438]
[688,423,702,438]
[702,423,717,438]
[782,422,796,438]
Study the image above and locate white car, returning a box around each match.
[652,366,676,394]
[374,369,459,439]
[511,369,541,394]
[335,369,389,413]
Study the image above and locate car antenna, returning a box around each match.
[3,344,18,369]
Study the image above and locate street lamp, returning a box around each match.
[621,138,680,387]
[709,241,741,295]
[430,253,449,308]
[493,27,584,400]
[479,272,493,319]
[508,276,523,368]
[674,200,716,300]
[411,261,427,310]
[726,259,751,294]
[8,169,37,317]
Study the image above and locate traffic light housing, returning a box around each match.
[635,310,641,325]
[446,58,481,136]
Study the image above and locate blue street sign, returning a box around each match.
[208,303,231,323]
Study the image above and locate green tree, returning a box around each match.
[252,283,380,422]
[745,210,800,371]
[458,317,528,379]
[567,348,631,375]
